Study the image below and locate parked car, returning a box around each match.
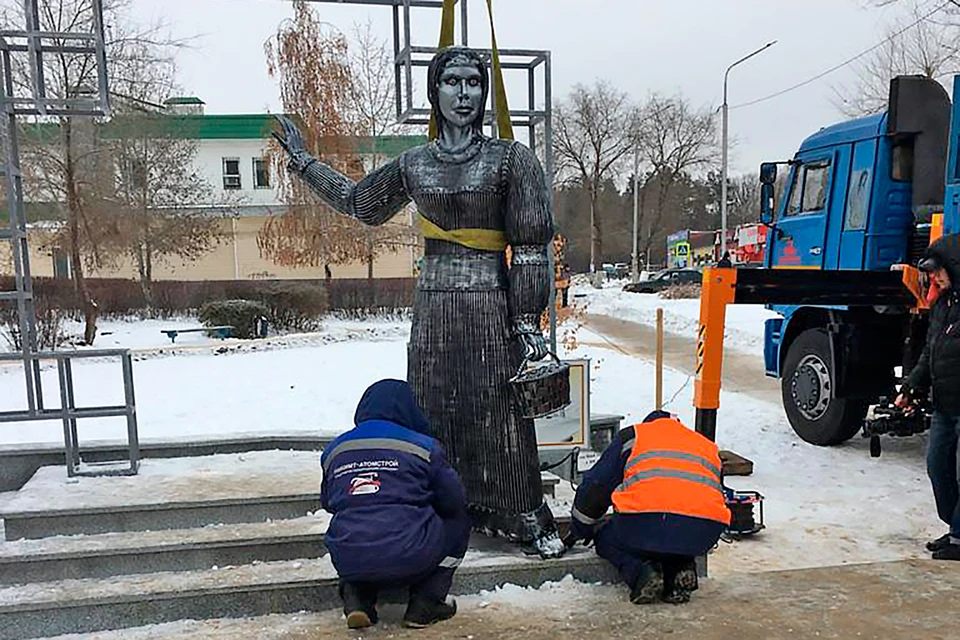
[623,268,702,293]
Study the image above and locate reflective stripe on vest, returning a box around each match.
[618,468,723,493]
[625,450,722,481]
[612,417,731,525]
[322,437,431,473]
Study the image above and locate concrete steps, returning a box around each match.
[0,451,608,638]
[2,494,322,540]
[0,451,323,541]
[0,549,616,640]
[0,517,326,585]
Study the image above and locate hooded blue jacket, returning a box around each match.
[320,379,467,582]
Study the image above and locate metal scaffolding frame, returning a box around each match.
[306,0,557,348]
[0,0,139,478]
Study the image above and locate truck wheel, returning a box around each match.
[781,328,867,446]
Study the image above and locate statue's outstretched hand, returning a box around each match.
[272,115,315,173]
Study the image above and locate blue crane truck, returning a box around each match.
[692,75,959,451]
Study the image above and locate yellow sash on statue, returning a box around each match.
[418,213,507,252]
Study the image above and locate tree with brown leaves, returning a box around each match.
[260,1,413,277]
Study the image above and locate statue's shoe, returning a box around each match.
[522,529,567,559]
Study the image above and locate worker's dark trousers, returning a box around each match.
[927,411,960,536]
[340,510,471,605]
[593,523,695,588]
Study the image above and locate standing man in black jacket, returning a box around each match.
[897,234,960,559]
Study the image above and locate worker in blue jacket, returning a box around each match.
[321,379,470,629]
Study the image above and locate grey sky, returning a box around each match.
[130,0,917,176]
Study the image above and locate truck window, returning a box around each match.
[774,170,790,217]
[891,139,914,181]
[800,162,830,212]
[844,168,871,231]
[785,167,802,216]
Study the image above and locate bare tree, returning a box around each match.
[6,0,183,344]
[347,20,417,280]
[105,113,230,307]
[552,81,636,273]
[634,93,719,259]
[258,0,370,272]
[349,20,398,141]
[727,174,762,227]
[834,0,960,116]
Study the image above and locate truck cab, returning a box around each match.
[757,75,959,445]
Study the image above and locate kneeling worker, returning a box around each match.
[567,410,730,604]
[321,379,470,629]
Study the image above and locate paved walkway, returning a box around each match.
[583,313,781,404]
[71,559,957,640]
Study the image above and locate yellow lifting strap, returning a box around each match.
[418,213,508,251]
[428,0,514,141]
[484,0,514,141]
[421,1,512,252]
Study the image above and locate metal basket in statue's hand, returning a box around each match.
[509,353,571,419]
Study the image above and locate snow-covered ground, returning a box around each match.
[0,316,409,446]
[0,302,944,575]
[577,280,780,355]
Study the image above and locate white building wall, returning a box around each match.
[194,139,283,209]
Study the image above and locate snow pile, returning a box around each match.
[465,574,622,609]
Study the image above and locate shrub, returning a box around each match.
[198,299,269,339]
[255,283,329,332]
[326,278,415,313]
[0,298,68,351]
[0,276,417,320]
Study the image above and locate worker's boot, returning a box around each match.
[629,561,664,605]
[402,596,457,628]
[932,542,960,561]
[926,533,952,552]
[340,583,378,629]
[663,560,699,604]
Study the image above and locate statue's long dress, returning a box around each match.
[300,134,556,540]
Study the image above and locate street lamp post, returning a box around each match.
[721,40,777,257]
[631,144,640,283]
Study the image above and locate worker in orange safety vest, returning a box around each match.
[566,410,731,604]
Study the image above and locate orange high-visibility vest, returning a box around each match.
[612,417,731,525]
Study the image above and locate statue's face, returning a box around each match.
[437,64,484,129]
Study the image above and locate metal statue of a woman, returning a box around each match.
[274,47,564,558]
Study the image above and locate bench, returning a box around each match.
[161,326,234,344]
